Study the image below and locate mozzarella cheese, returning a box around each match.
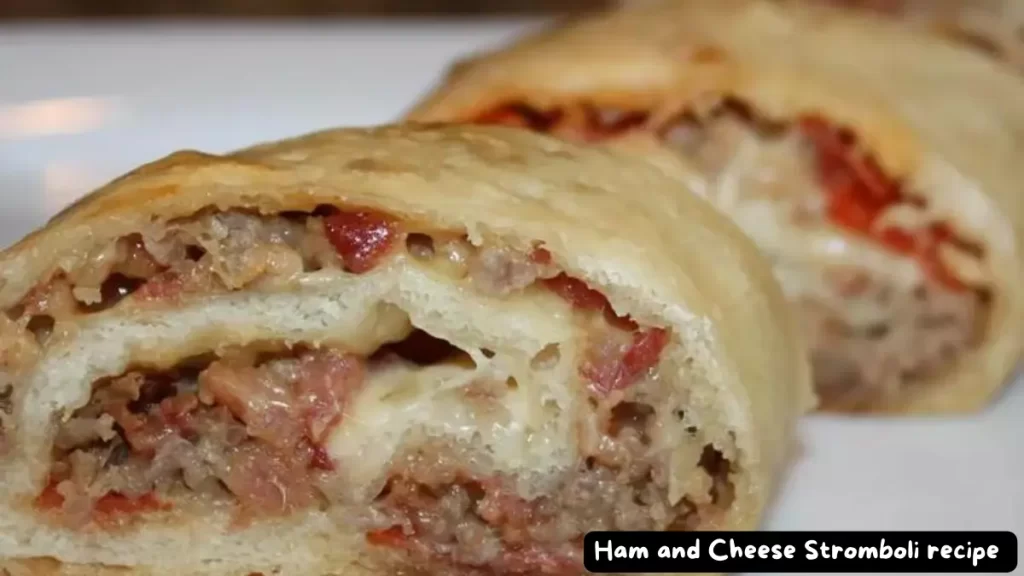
[731,197,927,291]
[696,122,991,310]
[696,131,936,326]
[326,346,579,502]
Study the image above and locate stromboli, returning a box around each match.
[406,0,1024,413]
[0,124,811,576]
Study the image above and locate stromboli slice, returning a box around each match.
[0,124,811,576]
[406,0,1024,414]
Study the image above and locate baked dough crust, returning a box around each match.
[0,124,812,576]
[406,0,1024,414]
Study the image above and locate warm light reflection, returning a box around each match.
[0,97,118,138]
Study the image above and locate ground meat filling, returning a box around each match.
[365,397,731,576]
[800,277,985,409]
[6,207,567,358]
[351,268,710,576]
[476,99,990,409]
[2,206,401,350]
[41,347,365,528]
[31,234,727,576]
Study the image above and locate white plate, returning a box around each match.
[1,20,1021,575]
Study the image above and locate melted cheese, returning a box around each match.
[689,123,923,286]
[694,130,940,326]
[730,198,925,290]
[326,356,578,501]
[697,122,991,300]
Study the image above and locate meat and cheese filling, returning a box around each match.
[474,99,989,411]
[15,205,733,576]
[0,207,389,449]
[5,207,391,329]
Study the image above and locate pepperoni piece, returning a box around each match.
[543,274,608,311]
[583,328,670,395]
[800,115,971,291]
[544,273,638,330]
[309,444,335,471]
[36,480,167,518]
[35,481,64,510]
[475,103,562,132]
[475,107,533,128]
[530,247,553,265]
[621,328,671,378]
[366,526,408,547]
[322,209,398,274]
[800,116,897,204]
[877,227,916,254]
[93,492,168,517]
[825,187,878,232]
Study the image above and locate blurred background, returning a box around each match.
[0,0,613,19]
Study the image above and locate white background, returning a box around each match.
[0,20,1020,575]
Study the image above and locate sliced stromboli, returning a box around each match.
[406,0,1024,414]
[0,125,811,576]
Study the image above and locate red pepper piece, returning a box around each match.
[366,526,408,547]
[93,492,167,517]
[543,274,608,311]
[801,115,970,292]
[800,115,897,204]
[826,187,879,232]
[621,328,671,378]
[583,328,671,396]
[475,103,562,132]
[322,209,398,274]
[35,480,63,510]
[530,247,553,265]
[877,227,917,254]
[309,445,335,472]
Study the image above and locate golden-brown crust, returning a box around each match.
[404,0,1024,414]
